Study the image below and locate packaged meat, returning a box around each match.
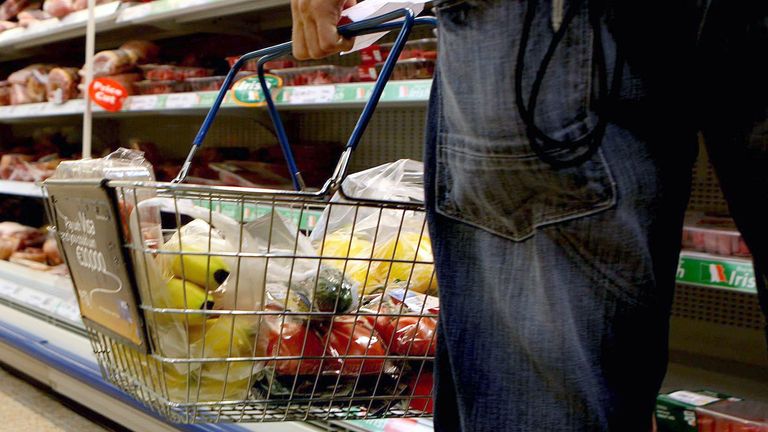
[380,38,438,61]
[87,40,159,77]
[140,64,212,81]
[0,81,10,106]
[657,390,768,432]
[71,0,115,11]
[8,64,54,104]
[0,154,33,179]
[270,65,357,86]
[119,40,160,64]
[0,0,28,21]
[376,58,435,80]
[17,7,51,27]
[0,19,18,31]
[46,67,80,103]
[226,57,296,73]
[139,64,176,81]
[43,0,74,18]
[186,76,225,91]
[133,80,180,95]
[175,66,212,80]
[682,212,751,257]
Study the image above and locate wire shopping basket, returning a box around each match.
[43,9,438,424]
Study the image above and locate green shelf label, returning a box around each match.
[192,200,322,231]
[676,254,756,293]
[231,74,282,107]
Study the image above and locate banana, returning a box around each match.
[170,246,230,290]
[154,278,213,326]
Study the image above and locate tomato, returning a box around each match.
[407,371,434,414]
[326,317,387,375]
[368,315,436,357]
[266,322,325,376]
[390,316,437,357]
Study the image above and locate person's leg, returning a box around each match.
[425,1,699,430]
[698,0,768,345]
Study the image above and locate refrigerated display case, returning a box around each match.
[0,0,766,430]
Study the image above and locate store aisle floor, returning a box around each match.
[0,365,117,432]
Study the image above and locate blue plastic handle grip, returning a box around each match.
[188,9,437,190]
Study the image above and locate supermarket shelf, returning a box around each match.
[0,180,45,198]
[0,0,289,61]
[0,80,432,122]
[0,260,81,328]
[676,251,757,294]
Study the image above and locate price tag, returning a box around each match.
[0,282,20,297]
[57,302,81,322]
[165,92,200,109]
[127,95,159,111]
[117,2,154,21]
[89,78,129,112]
[285,85,336,104]
[16,288,49,309]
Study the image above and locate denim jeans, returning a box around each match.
[425,1,767,431]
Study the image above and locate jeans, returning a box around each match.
[424,1,767,431]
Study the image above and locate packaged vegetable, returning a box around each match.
[323,316,388,376]
[311,160,437,295]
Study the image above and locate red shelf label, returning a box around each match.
[89,78,128,112]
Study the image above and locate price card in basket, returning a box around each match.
[45,180,148,352]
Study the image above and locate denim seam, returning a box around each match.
[435,149,618,242]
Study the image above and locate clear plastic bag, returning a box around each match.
[310,160,437,295]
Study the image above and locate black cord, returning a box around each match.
[515,0,624,169]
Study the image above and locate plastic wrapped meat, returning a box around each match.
[17,7,51,27]
[0,81,10,106]
[0,19,17,31]
[87,40,159,77]
[72,0,112,10]
[46,67,80,102]
[0,0,29,21]
[8,64,54,104]
[43,0,73,18]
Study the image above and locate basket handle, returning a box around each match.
[174,9,437,193]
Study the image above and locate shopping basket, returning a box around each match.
[43,9,438,424]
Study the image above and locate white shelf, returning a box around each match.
[0,0,290,61]
[0,80,432,122]
[0,180,45,198]
[0,260,80,326]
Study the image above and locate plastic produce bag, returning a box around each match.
[244,211,357,315]
[310,160,437,295]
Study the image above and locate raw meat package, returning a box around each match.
[376,58,435,80]
[681,212,751,257]
[0,81,10,106]
[43,0,74,18]
[133,80,181,95]
[0,0,28,21]
[0,19,18,31]
[139,64,212,81]
[7,64,55,104]
[87,40,160,77]
[17,7,51,27]
[46,67,80,103]
[185,76,225,91]
[270,65,357,86]
[380,38,438,61]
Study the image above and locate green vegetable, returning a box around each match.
[294,268,354,313]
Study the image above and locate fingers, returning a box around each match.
[291,0,356,60]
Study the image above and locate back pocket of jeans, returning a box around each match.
[436,132,616,241]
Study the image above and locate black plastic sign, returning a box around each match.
[45,179,148,352]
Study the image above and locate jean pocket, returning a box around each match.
[436,132,616,241]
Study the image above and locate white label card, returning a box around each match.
[128,95,159,111]
[285,85,336,104]
[165,92,200,109]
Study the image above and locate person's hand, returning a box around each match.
[291,0,357,60]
